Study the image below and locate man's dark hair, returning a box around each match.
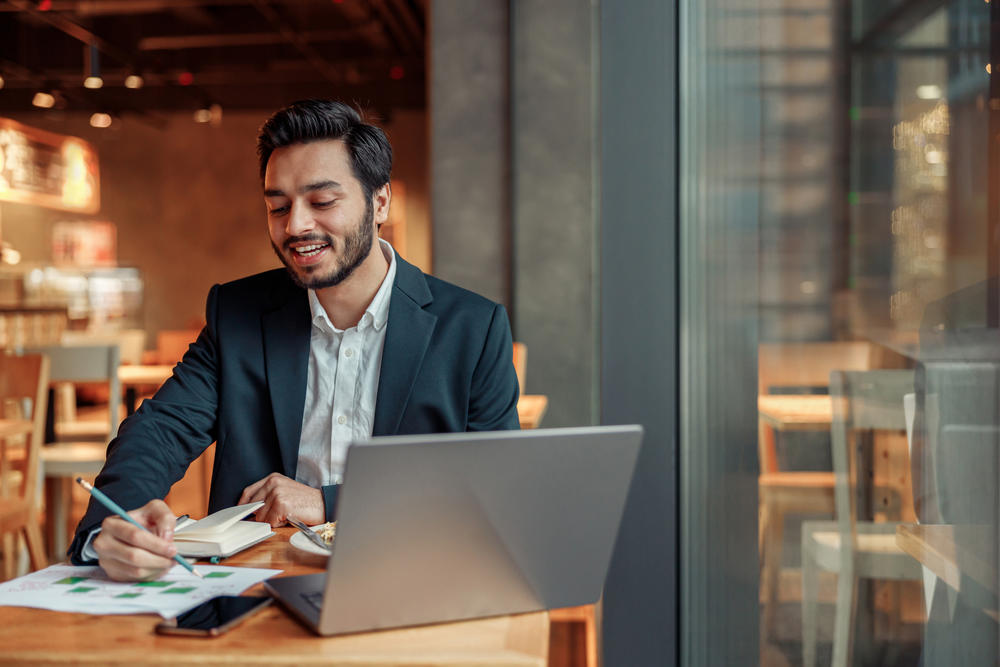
[256,100,393,201]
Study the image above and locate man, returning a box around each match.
[70,100,520,580]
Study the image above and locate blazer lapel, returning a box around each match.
[372,255,436,435]
[262,287,311,478]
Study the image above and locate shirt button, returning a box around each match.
[337,415,347,425]
[345,348,354,358]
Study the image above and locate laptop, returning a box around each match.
[264,424,643,635]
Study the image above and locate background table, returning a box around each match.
[0,527,549,666]
[896,523,997,597]
[118,364,174,414]
[757,394,832,431]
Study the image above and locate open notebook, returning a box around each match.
[173,501,274,558]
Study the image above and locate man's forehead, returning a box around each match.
[264,139,354,188]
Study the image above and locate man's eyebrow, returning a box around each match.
[263,181,344,198]
[302,180,344,194]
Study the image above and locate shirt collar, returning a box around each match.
[307,238,396,334]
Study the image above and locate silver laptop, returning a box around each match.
[264,425,643,635]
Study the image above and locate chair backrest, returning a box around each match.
[61,329,146,365]
[830,369,915,551]
[22,344,121,440]
[512,342,527,394]
[757,341,873,474]
[0,354,50,510]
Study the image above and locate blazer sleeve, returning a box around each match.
[68,285,223,564]
[467,304,521,431]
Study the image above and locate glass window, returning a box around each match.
[683,0,999,664]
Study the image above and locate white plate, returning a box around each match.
[289,526,332,556]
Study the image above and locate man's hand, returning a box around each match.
[93,499,177,582]
[239,473,324,526]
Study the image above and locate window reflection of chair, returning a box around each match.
[801,370,922,667]
[759,341,872,636]
[0,354,49,580]
[22,344,121,559]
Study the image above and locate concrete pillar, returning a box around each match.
[429,0,510,306]
[429,0,599,428]
[511,0,599,426]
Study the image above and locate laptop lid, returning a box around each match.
[266,425,642,636]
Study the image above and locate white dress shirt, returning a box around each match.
[295,238,396,487]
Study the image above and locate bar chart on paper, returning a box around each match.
[0,564,281,617]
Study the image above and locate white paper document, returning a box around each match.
[0,563,282,618]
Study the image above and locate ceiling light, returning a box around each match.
[194,103,223,125]
[84,44,103,89]
[124,74,144,89]
[32,91,55,108]
[89,112,112,128]
[916,85,942,100]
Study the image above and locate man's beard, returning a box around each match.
[272,199,375,291]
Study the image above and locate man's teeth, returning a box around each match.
[293,244,328,256]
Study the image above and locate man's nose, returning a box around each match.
[285,203,313,236]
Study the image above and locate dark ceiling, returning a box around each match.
[0,0,426,119]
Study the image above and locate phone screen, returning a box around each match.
[170,596,271,632]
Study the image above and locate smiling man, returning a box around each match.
[70,100,520,581]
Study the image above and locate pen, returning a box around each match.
[75,477,203,579]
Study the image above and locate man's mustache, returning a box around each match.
[283,234,334,250]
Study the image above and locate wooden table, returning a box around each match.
[758,395,832,431]
[896,523,997,595]
[517,395,548,430]
[118,364,174,414]
[0,527,549,666]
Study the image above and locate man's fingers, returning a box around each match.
[136,499,176,540]
[101,556,172,583]
[103,516,177,558]
[258,496,289,527]
[240,475,274,505]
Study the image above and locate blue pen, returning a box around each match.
[75,477,203,579]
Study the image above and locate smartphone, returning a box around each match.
[155,596,272,637]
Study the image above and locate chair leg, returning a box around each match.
[831,564,858,667]
[582,605,598,667]
[1,532,14,581]
[23,522,47,571]
[801,534,819,667]
[762,501,784,637]
[46,476,71,561]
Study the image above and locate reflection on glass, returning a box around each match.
[744,0,998,665]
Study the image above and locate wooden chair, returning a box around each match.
[0,354,50,580]
[801,370,922,667]
[61,329,145,365]
[21,344,121,559]
[512,342,527,394]
[758,341,873,636]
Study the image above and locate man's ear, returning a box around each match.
[372,183,391,226]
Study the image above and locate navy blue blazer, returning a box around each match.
[70,253,520,562]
